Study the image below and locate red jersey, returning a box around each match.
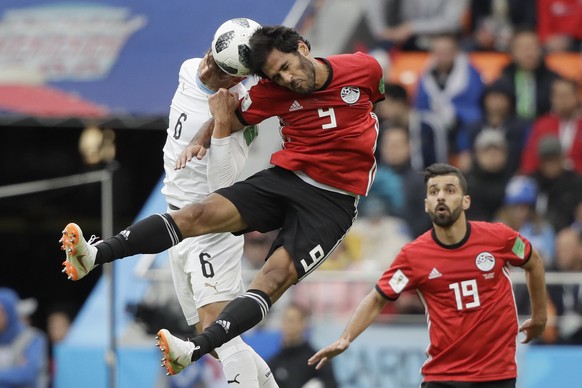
[376,221,532,382]
[235,52,385,196]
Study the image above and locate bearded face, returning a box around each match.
[425,175,468,229]
[428,201,464,228]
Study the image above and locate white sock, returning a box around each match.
[215,336,260,388]
[249,347,278,388]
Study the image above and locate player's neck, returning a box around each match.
[314,59,331,89]
[433,214,468,246]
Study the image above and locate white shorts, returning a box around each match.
[168,231,245,326]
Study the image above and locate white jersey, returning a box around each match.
[161,57,258,208]
[162,58,259,323]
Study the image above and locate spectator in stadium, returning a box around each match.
[531,135,582,233]
[537,227,582,344]
[269,303,338,388]
[309,163,547,387]
[496,176,556,267]
[0,288,49,388]
[571,200,582,234]
[465,130,512,221]
[348,193,411,272]
[59,24,386,373]
[520,78,582,175]
[517,228,582,345]
[496,28,560,121]
[414,34,485,171]
[375,83,448,170]
[363,0,469,51]
[242,231,278,270]
[537,0,582,52]
[465,81,531,175]
[46,302,75,384]
[372,125,432,237]
[465,0,515,52]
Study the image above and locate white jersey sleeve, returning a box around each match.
[207,124,258,191]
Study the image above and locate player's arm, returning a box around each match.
[308,288,387,370]
[518,247,548,343]
[207,126,256,191]
[174,89,245,169]
[174,118,214,169]
[209,88,245,138]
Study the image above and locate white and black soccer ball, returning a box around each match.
[211,18,261,77]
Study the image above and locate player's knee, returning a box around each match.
[174,203,206,235]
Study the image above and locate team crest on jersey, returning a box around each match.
[340,86,360,104]
[475,252,496,272]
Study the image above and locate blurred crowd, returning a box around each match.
[242,0,582,347]
[0,288,74,388]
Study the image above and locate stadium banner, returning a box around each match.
[0,0,295,118]
[312,322,582,388]
[312,323,429,388]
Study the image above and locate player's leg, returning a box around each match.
[160,234,277,386]
[200,302,264,387]
[180,168,359,363]
[59,192,244,280]
[249,348,278,388]
[188,247,297,362]
[200,303,278,387]
[158,244,202,375]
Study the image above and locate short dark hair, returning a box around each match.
[248,25,311,78]
[424,163,468,195]
[384,83,408,103]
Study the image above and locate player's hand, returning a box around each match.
[208,89,239,123]
[174,144,207,169]
[307,338,350,370]
[519,317,547,344]
[174,119,214,168]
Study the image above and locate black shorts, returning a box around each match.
[421,379,516,388]
[215,166,358,281]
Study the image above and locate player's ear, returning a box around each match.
[424,198,428,213]
[297,41,309,56]
[462,195,471,210]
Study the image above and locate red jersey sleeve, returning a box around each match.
[495,222,533,267]
[235,80,282,126]
[375,248,416,300]
[354,51,385,104]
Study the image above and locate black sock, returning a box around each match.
[191,289,272,362]
[95,213,182,264]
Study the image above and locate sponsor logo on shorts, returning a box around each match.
[227,374,240,384]
[204,282,218,292]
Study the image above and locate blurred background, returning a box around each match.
[0,0,581,387]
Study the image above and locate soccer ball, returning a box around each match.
[211,18,261,77]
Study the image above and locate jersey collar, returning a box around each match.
[196,72,216,95]
[431,221,471,250]
[315,57,333,91]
